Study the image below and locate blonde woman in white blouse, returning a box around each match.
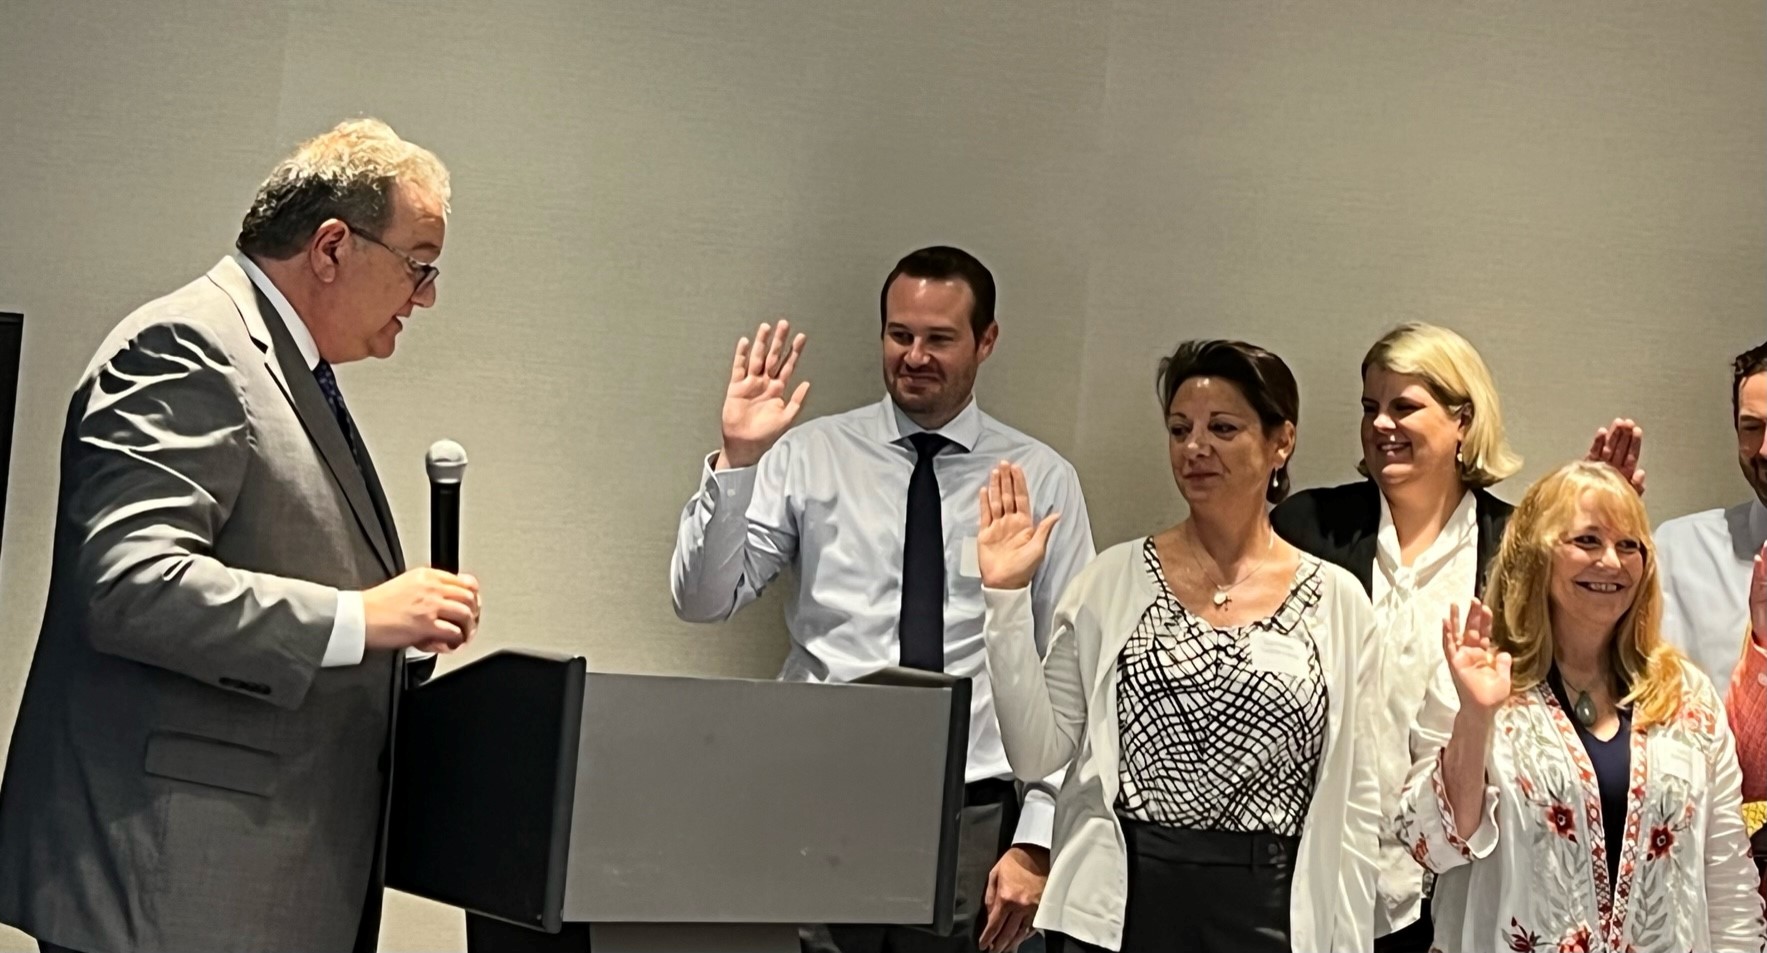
[1271,321,1645,952]
[1399,461,1764,952]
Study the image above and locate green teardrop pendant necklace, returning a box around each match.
[1559,671,1601,728]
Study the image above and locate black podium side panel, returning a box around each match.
[467,913,590,951]
[387,650,587,933]
[0,313,21,556]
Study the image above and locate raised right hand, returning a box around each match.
[976,461,1059,591]
[1442,598,1511,714]
[363,567,481,654]
[1586,418,1646,496]
[716,320,809,470]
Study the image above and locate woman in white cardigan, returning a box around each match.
[977,339,1381,952]
[1398,461,1764,952]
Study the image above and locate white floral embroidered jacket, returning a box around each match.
[1394,665,1765,953]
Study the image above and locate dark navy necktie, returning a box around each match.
[312,360,359,458]
[899,431,953,671]
[313,360,395,544]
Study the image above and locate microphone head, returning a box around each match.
[425,439,469,483]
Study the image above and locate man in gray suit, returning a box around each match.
[0,118,482,953]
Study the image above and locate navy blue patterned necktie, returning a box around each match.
[312,360,357,453]
[898,431,953,671]
[314,360,394,546]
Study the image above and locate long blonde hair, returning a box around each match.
[1484,460,1685,727]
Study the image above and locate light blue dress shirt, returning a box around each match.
[671,395,1096,847]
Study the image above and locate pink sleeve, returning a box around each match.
[1727,635,1767,803]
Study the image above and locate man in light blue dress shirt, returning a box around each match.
[671,246,1096,953]
[1656,340,1767,690]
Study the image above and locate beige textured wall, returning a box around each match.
[1074,0,1767,545]
[0,1,1759,949]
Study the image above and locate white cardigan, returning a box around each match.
[1396,662,1766,952]
[982,538,1381,951]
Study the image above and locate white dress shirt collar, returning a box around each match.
[234,251,321,372]
[879,394,984,452]
[1375,485,1480,585]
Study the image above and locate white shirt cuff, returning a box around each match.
[981,584,1034,609]
[1463,784,1501,859]
[321,590,367,667]
[1012,784,1056,848]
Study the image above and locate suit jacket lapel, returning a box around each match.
[1472,490,1506,599]
[209,258,398,577]
[1346,480,1380,596]
[356,439,405,572]
[1347,534,1377,595]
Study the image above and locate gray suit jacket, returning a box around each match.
[0,257,414,952]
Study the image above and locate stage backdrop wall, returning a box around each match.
[1,1,1761,949]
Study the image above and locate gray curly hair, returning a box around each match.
[235,117,449,259]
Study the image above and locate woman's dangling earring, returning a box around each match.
[1270,469,1280,492]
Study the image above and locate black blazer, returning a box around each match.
[1271,479,1515,599]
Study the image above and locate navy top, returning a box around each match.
[1547,666,1631,889]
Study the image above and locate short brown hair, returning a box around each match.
[1731,340,1767,426]
[879,246,996,338]
[1156,339,1300,503]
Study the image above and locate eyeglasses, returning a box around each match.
[348,225,439,294]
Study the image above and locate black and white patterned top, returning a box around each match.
[1115,538,1329,837]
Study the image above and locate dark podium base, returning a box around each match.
[466,913,590,951]
[465,913,799,953]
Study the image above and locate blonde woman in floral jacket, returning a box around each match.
[1395,461,1764,952]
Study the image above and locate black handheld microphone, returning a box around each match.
[425,439,468,572]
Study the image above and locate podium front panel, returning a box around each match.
[563,674,961,925]
[387,651,586,932]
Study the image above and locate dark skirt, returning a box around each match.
[1050,820,1296,953]
[1373,897,1435,953]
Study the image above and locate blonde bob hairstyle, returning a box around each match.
[1484,461,1686,728]
[1357,322,1522,488]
